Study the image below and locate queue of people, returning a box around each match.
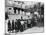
[8,19,25,33]
[7,17,36,33]
[5,11,44,33]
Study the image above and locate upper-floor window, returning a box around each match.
[9,8,11,10]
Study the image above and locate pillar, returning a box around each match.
[16,9,18,14]
[20,10,23,15]
[23,11,25,15]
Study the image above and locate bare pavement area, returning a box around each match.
[5,27,44,35]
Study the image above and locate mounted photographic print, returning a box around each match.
[5,0,44,35]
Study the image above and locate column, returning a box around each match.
[20,10,23,15]
[23,11,25,15]
[25,12,26,15]
[16,9,18,14]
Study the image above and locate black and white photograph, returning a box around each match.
[5,0,44,35]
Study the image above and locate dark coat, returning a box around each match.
[17,20,21,30]
[8,20,11,31]
[15,22,18,30]
[12,20,14,30]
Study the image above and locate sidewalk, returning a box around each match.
[5,27,44,35]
